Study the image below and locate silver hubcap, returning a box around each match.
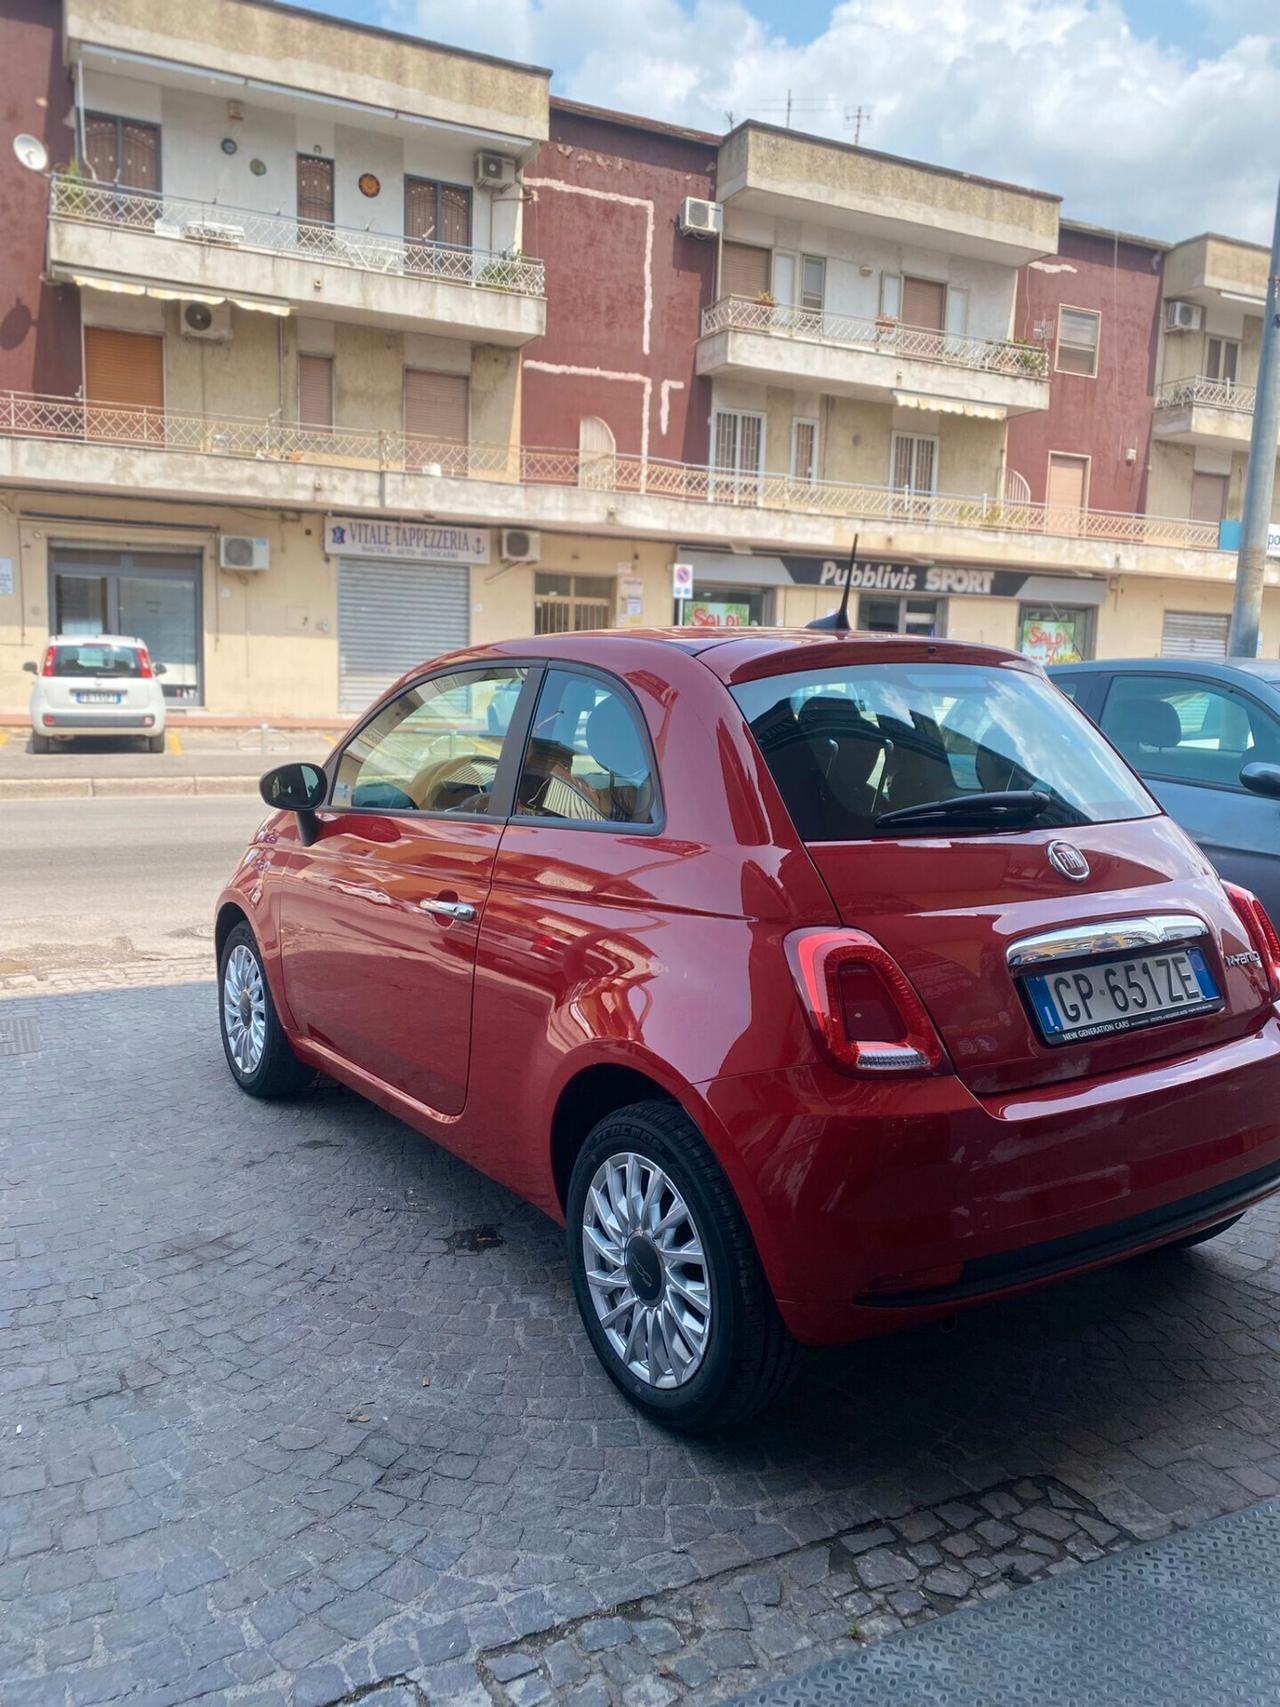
[582,1151,712,1389]
[223,944,266,1076]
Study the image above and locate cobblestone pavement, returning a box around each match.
[3,980,1280,1707]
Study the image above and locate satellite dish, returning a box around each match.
[13,134,49,173]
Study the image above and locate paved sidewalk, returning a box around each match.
[0,725,336,798]
[3,978,1280,1705]
[729,1498,1280,1705]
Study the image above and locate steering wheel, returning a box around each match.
[409,751,500,812]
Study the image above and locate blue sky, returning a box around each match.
[299,0,1280,242]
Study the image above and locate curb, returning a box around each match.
[0,776,261,801]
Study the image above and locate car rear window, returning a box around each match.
[51,644,143,678]
[731,661,1158,841]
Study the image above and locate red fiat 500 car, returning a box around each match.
[215,630,1280,1429]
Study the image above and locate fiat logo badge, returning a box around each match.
[1048,841,1090,882]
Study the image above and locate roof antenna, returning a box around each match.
[807,533,858,631]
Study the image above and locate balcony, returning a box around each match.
[47,176,546,345]
[696,297,1050,417]
[1153,376,1257,450]
[0,390,1224,578]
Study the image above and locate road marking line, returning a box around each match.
[167,731,182,755]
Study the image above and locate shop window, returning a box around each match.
[1018,605,1092,665]
[790,418,819,484]
[50,548,201,702]
[679,584,772,628]
[1055,307,1101,378]
[83,113,160,192]
[534,573,617,635]
[859,595,944,637]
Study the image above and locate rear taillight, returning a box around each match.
[785,928,948,1076]
[1224,882,1280,998]
[41,646,56,677]
[137,647,153,678]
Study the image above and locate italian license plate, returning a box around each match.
[1024,946,1221,1045]
[75,691,121,704]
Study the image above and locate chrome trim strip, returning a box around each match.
[1006,913,1207,969]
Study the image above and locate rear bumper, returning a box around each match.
[700,1016,1280,1344]
[37,711,161,732]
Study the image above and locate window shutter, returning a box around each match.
[721,242,770,299]
[1047,453,1089,511]
[298,355,333,428]
[120,122,159,192]
[404,369,469,444]
[84,328,164,409]
[1190,471,1228,525]
[914,435,936,493]
[1160,612,1229,661]
[901,276,946,331]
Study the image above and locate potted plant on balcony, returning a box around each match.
[477,250,528,292]
[1008,338,1047,376]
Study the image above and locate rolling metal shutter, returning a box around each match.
[1160,611,1230,661]
[337,558,470,713]
[84,327,164,409]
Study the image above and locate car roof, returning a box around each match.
[49,633,146,646]
[1049,656,1280,695]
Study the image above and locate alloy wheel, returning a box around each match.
[223,943,267,1077]
[581,1150,713,1388]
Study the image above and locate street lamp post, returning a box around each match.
[1228,180,1280,659]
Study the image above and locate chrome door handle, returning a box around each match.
[419,898,476,922]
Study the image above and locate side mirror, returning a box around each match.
[260,762,327,844]
[22,660,38,674]
[1241,761,1280,800]
[153,662,168,676]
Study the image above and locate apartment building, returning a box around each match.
[2,0,1275,718]
[1009,222,1280,662]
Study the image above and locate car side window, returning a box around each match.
[1099,674,1280,788]
[514,668,658,826]
[331,666,528,814]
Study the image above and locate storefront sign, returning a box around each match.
[781,556,1043,599]
[1268,524,1280,560]
[1018,612,1086,665]
[324,516,490,565]
[681,600,752,629]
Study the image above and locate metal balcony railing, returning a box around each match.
[48,174,545,298]
[700,296,1050,379]
[1155,375,1257,414]
[0,390,1221,553]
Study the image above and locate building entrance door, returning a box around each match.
[50,548,202,702]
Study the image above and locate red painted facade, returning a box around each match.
[1007,223,1164,514]
[0,0,81,397]
[521,99,718,468]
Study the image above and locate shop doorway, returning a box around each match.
[49,547,202,702]
[859,594,944,637]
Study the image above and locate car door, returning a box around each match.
[1097,670,1280,914]
[274,663,533,1116]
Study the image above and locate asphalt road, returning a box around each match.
[0,794,267,983]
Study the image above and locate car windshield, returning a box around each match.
[731,661,1158,841]
[51,644,144,678]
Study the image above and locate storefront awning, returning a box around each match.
[892,392,1006,421]
[68,273,291,316]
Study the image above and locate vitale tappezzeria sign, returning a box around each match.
[324,516,491,565]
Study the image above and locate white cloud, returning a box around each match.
[381,0,1280,243]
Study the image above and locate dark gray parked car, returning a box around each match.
[1050,657,1280,917]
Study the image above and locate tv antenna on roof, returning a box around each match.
[808,534,859,632]
[845,106,872,145]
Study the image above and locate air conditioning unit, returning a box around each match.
[1165,299,1203,333]
[219,535,270,571]
[180,300,232,341]
[500,528,540,565]
[475,151,517,190]
[678,196,723,238]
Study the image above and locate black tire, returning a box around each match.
[31,733,50,754]
[217,921,314,1099]
[566,1100,798,1432]
[1157,1214,1244,1253]
[147,733,166,753]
